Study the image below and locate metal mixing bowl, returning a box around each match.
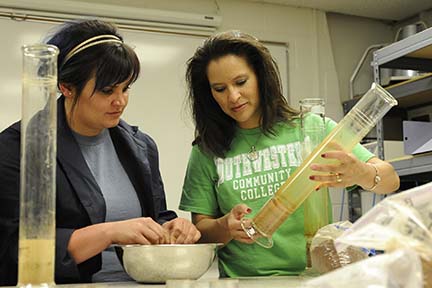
[115,243,221,283]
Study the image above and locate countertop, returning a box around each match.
[7,276,310,288]
[4,261,314,287]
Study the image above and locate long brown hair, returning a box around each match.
[186,31,299,157]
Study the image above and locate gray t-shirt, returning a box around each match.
[73,129,142,282]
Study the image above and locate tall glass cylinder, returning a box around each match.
[241,83,397,248]
[300,98,326,158]
[300,98,329,267]
[18,44,58,287]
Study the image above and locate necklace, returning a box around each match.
[242,133,263,161]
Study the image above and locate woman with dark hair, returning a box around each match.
[0,19,200,285]
[179,31,399,277]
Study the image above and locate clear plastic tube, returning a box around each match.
[241,83,397,248]
[18,44,58,287]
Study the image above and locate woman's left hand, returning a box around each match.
[308,143,369,189]
[162,218,201,244]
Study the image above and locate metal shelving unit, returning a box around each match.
[372,26,432,179]
[390,153,432,177]
[373,27,432,71]
[386,73,432,108]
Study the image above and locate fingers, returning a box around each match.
[173,229,186,244]
[309,172,346,190]
[230,226,250,240]
[110,217,200,246]
[110,217,167,245]
[237,237,256,244]
[310,150,355,177]
[309,160,344,187]
[227,206,254,243]
[134,234,152,245]
[310,163,340,173]
[177,227,201,244]
[141,228,163,244]
[137,218,167,244]
[310,148,363,188]
[310,150,346,174]
[163,218,201,244]
[192,229,201,243]
[321,151,343,160]
[160,228,170,244]
[309,172,342,183]
[326,141,344,151]
[179,222,201,244]
[231,204,252,220]
[163,218,185,244]
[231,228,255,244]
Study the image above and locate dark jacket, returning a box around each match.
[0,96,177,285]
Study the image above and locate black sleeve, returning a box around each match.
[55,228,81,283]
[55,228,99,284]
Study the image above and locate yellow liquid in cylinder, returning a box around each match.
[18,238,55,286]
[253,119,367,236]
[253,198,294,237]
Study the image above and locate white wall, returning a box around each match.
[327,13,394,102]
[71,0,395,115]
[71,0,336,113]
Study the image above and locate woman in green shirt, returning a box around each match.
[179,30,400,277]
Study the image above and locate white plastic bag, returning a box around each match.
[303,249,423,288]
[335,182,432,287]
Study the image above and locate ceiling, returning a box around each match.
[246,0,432,21]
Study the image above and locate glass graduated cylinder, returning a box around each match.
[252,123,358,238]
[18,44,58,287]
[241,83,397,248]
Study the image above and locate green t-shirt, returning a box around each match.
[179,118,374,277]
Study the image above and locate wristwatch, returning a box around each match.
[366,164,381,191]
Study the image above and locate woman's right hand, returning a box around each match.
[107,217,169,245]
[218,204,253,244]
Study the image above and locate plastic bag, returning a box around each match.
[335,182,432,288]
[303,249,423,288]
[310,221,368,273]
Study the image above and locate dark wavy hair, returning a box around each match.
[46,19,140,114]
[186,30,299,157]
